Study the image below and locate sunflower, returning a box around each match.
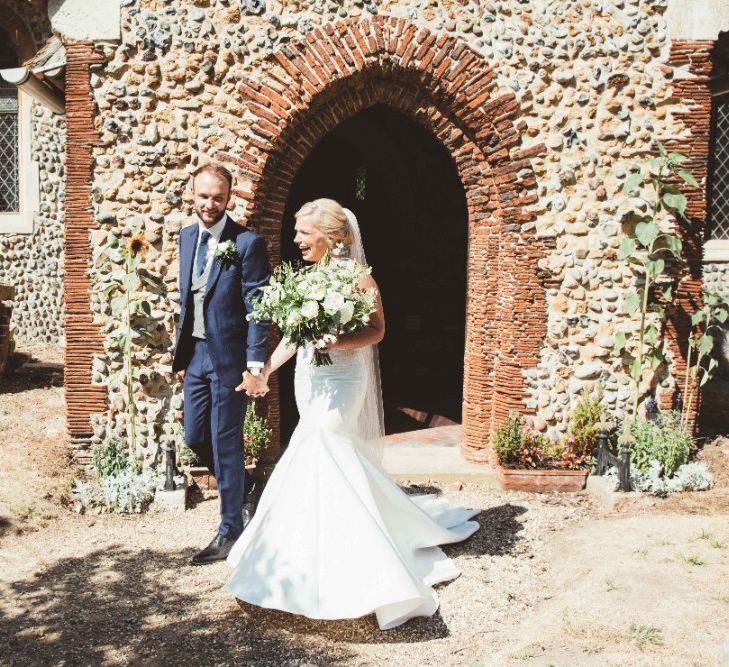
[126,233,150,258]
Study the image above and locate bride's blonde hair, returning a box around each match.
[295,198,354,248]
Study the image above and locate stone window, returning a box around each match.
[0,26,39,234]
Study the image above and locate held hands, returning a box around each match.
[236,370,269,397]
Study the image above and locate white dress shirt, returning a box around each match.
[197,214,263,373]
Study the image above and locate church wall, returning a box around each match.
[56,0,726,462]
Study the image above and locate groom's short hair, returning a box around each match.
[192,163,233,192]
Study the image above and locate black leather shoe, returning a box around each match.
[191,533,237,565]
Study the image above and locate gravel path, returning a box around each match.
[1,346,728,666]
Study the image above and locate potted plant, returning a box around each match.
[494,388,603,492]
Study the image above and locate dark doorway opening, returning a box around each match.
[279,104,468,446]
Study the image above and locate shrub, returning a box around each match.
[99,468,159,513]
[244,399,272,463]
[92,438,139,478]
[567,386,604,458]
[606,460,714,495]
[493,411,523,465]
[630,417,692,476]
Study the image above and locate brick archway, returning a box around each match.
[222,17,551,463]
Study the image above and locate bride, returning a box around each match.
[225,198,479,630]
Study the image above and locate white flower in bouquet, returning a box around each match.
[248,253,378,366]
[323,291,345,314]
[308,283,326,301]
[301,300,320,319]
[338,302,355,325]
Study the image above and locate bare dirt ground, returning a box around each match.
[1,343,728,666]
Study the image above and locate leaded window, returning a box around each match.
[709,93,729,240]
[0,78,19,213]
[0,36,19,214]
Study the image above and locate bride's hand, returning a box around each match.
[236,371,269,397]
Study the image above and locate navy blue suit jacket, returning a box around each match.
[172,217,271,387]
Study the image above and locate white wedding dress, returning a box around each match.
[225,345,480,630]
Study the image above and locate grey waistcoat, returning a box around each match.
[191,257,213,339]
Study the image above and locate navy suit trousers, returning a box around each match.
[184,338,247,539]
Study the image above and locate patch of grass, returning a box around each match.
[632,547,648,557]
[14,503,36,521]
[604,578,619,592]
[710,538,725,549]
[715,595,729,605]
[680,553,706,566]
[629,624,664,651]
[693,529,715,542]
[655,539,672,547]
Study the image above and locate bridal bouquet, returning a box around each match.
[249,256,377,366]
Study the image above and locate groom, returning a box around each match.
[172,164,270,565]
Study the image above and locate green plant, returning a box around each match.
[102,231,162,458]
[628,624,664,650]
[615,143,697,431]
[99,468,159,513]
[681,290,729,428]
[679,554,706,567]
[567,386,605,458]
[630,417,692,476]
[244,399,272,464]
[492,411,523,465]
[92,438,140,478]
[517,431,550,468]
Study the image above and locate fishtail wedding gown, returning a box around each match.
[225,345,479,630]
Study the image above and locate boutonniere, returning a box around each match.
[214,240,238,265]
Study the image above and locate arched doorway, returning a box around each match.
[278,104,468,445]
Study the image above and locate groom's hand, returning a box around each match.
[236,371,268,397]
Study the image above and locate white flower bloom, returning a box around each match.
[323,291,345,314]
[322,333,337,344]
[287,311,302,326]
[338,301,355,324]
[301,300,319,319]
[309,283,326,300]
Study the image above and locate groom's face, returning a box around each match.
[192,172,231,227]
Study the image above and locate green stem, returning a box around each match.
[125,259,136,455]
[630,274,652,429]
[681,341,693,428]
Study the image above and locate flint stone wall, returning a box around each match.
[0,1,66,345]
[79,0,724,463]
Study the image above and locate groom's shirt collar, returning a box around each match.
[197,213,228,245]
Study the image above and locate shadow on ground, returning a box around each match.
[0,546,356,666]
[0,352,63,394]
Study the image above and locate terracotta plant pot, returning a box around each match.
[497,466,589,493]
[187,466,217,491]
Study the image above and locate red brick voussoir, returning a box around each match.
[222,17,549,463]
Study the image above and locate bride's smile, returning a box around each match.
[293,216,330,262]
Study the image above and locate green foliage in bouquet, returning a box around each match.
[249,255,377,366]
[244,399,272,464]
